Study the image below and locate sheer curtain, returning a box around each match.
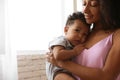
[0,0,18,80]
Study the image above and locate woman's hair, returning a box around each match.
[99,0,120,30]
[66,12,90,26]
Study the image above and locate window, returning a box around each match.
[8,0,74,51]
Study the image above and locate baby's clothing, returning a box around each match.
[46,36,74,80]
[74,33,120,80]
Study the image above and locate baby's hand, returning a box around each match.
[73,44,85,56]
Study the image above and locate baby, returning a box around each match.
[46,11,90,80]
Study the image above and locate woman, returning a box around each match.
[46,0,120,80]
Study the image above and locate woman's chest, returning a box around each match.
[85,32,112,49]
[75,33,113,67]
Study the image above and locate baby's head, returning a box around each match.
[64,12,90,46]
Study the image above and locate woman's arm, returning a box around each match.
[58,30,120,80]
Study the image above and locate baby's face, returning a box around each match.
[65,20,89,46]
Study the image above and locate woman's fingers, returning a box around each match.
[45,52,54,62]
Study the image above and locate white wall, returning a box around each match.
[77,0,83,11]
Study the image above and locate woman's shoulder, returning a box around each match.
[115,28,120,32]
[113,28,120,37]
[112,29,120,43]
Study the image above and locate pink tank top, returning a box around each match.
[75,33,120,80]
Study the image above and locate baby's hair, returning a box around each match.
[66,12,90,26]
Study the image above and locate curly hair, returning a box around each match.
[66,12,90,26]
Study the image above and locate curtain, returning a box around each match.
[0,0,18,79]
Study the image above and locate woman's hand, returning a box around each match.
[46,52,60,66]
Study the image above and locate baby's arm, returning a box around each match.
[52,44,85,61]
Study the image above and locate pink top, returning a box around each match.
[74,33,120,80]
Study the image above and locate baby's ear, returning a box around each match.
[64,26,69,34]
